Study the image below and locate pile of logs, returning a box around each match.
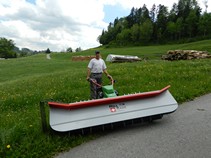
[162,50,211,61]
[72,56,95,61]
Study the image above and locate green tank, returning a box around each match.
[102,85,117,98]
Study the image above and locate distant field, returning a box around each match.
[0,40,211,157]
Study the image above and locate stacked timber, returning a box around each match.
[72,56,95,61]
[162,50,211,61]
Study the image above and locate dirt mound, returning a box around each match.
[72,56,95,61]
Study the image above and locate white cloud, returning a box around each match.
[0,0,107,51]
[0,0,210,51]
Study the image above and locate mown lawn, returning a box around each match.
[0,40,211,157]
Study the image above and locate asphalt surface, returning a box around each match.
[55,93,211,158]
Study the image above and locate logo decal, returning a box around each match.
[109,103,126,113]
[109,106,116,112]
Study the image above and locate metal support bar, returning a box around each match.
[40,101,48,133]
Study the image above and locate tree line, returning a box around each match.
[0,37,83,59]
[98,0,211,46]
[0,38,51,58]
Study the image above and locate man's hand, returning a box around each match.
[86,77,90,81]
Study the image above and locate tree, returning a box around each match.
[203,0,208,13]
[0,37,16,58]
[177,0,191,19]
[135,7,142,24]
[156,5,168,40]
[75,47,82,52]
[140,4,150,24]
[131,24,140,43]
[150,4,157,22]
[99,23,117,45]
[46,48,51,54]
[198,13,211,36]
[98,29,107,45]
[66,47,73,53]
[140,19,153,44]
[114,17,119,27]
[176,17,183,40]
[177,0,201,38]
[126,7,137,28]
[186,9,198,37]
[21,48,33,56]
[116,29,131,45]
[98,0,210,46]
[167,21,177,40]
[168,3,178,22]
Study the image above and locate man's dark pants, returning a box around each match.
[90,73,102,99]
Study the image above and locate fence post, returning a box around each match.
[40,101,48,133]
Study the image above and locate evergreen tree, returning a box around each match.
[156,5,168,41]
[140,4,150,24]
[168,3,178,22]
[150,4,157,22]
[126,7,137,28]
[98,0,211,47]
[46,48,51,54]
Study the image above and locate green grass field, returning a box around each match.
[0,40,211,157]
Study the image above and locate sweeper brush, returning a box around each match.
[40,80,178,133]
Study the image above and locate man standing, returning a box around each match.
[87,51,110,99]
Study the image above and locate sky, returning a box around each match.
[0,0,210,52]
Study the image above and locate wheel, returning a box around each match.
[114,90,119,96]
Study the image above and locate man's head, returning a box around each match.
[95,51,100,59]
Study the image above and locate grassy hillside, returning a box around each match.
[83,39,211,59]
[0,40,211,157]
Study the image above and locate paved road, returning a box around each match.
[55,94,211,158]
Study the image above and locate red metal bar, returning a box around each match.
[48,85,171,110]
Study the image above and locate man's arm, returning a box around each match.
[102,60,110,77]
[87,68,91,80]
[103,69,111,78]
[103,69,109,76]
[87,59,93,81]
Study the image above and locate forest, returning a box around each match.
[98,0,211,46]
